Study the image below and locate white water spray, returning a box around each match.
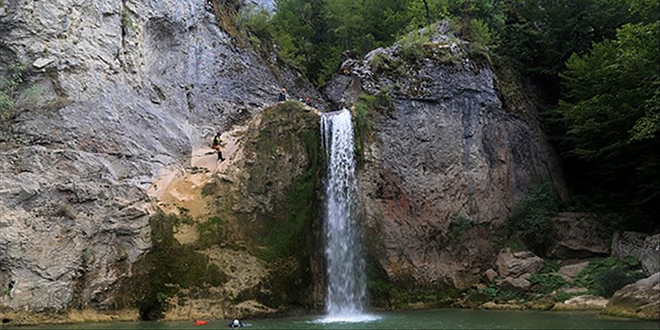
[319,109,377,323]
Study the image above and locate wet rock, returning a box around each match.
[605,272,660,320]
[558,261,590,279]
[496,249,544,278]
[612,232,660,276]
[548,213,609,259]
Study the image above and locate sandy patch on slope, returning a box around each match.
[147,125,249,245]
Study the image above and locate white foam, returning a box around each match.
[314,314,381,324]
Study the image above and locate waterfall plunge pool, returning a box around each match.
[6,309,658,329]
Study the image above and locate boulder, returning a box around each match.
[553,295,608,310]
[496,249,544,278]
[604,272,660,320]
[558,261,589,279]
[612,232,660,275]
[548,213,609,259]
[498,276,531,292]
[484,268,498,284]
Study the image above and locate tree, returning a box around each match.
[557,22,660,225]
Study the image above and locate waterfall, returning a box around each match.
[319,109,375,323]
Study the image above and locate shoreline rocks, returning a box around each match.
[604,272,660,320]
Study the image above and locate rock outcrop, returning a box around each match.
[0,0,319,316]
[612,232,660,275]
[548,213,609,259]
[326,24,566,296]
[605,272,660,320]
[496,250,544,278]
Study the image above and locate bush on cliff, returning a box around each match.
[499,181,561,256]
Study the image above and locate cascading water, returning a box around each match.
[319,109,377,323]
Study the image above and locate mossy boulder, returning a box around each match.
[604,272,660,320]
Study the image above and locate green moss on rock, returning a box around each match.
[124,211,228,320]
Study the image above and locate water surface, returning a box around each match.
[8,309,658,329]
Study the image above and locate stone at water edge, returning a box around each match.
[604,272,660,320]
[552,295,609,311]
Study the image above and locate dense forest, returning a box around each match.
[238,0,659,231]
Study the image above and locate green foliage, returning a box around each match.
[0,62,28,123]
[478,283,500,300]
[553,290,585,303]
[574,256,644,298]
[528,273,568,294]
[556,22,660,223]
[466,18,495,63]
[539,259,560,274]
[499,181,561,256]
[398,28,430,62]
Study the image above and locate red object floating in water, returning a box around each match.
[194,320,208,326]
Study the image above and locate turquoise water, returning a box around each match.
[6,309,659,329]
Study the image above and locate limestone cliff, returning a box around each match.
[0,0,320,318]
[325,24,567,306]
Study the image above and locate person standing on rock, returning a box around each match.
[212,132,225,161]
[278,87,287,102]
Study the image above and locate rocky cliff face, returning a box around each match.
[325,25,566,302]
[0,0,319,316]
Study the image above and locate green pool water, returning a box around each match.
[5,309,658,329]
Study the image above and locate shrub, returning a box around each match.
[528,273,568,294]
[592,267,644,297]
[499,181,560,256]
[466,18,496,63]
[575,256,645,298]
[398,29,429,62]
[0,62,28,123]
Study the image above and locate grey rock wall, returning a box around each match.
[327,27,566,289]
[0,0,318,312]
